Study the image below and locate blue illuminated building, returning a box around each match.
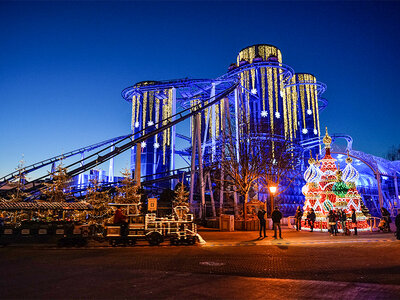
[122,44,399,217]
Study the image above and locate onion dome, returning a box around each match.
[239,59,249,66]
[323,127,332,149]
[304,152,321,183]
[252,55,263,63]
[228,63,237,72]
[342,151,359,184]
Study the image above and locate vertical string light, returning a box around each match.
[273,68,279,114]
[267,67,274,133]
[286,86,293,140]
[216,101,220,138]
[315,85,321,142]
[155,93,160,146]
[311,77,317,133]
[261,67,266,112]
[167,89,173,146]
[291,77,298,135]
[132,95,136,130]
[162,90,168,164]
[282,85,288,139]
[305,75,311,111]
[142,92,148,129]
[149,91,154,123]
[135,94,140,127]
[299,74,306,129]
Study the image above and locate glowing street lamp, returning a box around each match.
[269,185,277,215]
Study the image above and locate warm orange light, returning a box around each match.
[269,186,277,194]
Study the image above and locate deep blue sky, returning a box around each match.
[1,1,399,177]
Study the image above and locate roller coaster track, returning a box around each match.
[0,134,130,187]
[24,83,238,191]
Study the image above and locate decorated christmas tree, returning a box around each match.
[173,182,190,220]
[7,158,31,202]
[302,128,370,231]
[84,178,112,224]
[43,162,71,202]
[114,169,142,216]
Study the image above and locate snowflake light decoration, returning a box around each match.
[147,120,154,126]
[134,121,140,128]
[261,111,268,118]
[275,111,280,119]
[141,141,147,148]
[307,109,312,115]
[251,88,257,95]
[153,142,160,149]
[302,128,308,134]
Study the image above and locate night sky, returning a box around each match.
[1,1,399,177]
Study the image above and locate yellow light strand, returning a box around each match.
[291,77,298,135]
[267,67,274,133]
[132,95,136,130]
[149,91,154,121]
[299,74,306,129]
[135,95,140,125]
[216,101,220,138]
[167,89,173,146]
[311,78,317,131]
[273,68,279,112]
[286,87,293,140]
[315,87,321,152]
[155,94,159,144]
[282,84,288,139]
[251,68,256,91]
[261,68,266,111]
[142,92,147,129]
[305,75,311,111]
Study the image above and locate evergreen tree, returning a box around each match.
[43,163,71,202]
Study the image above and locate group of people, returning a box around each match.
[293,206,358,236]
[257,206,283,239]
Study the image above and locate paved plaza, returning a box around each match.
[1,228,399,299]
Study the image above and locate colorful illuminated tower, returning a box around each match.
[302,128,370,231]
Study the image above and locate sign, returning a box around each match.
[148,198,157,211]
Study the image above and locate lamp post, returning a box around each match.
[269,185,277,215]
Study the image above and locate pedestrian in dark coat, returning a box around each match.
[381,207,392,232]
[307,208,316,232]
[295,206,302,231]
[272,206,283,239]
[328,210,338,236]
[351,208,357,236]
[258,208,267,238]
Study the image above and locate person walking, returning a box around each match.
[257,207,267,238]
[340,209,347,234]
[351,208,358,236]
[295,206,302,231]
[307,208,316,232]
[328,210,337,236]
[272,206,283,239]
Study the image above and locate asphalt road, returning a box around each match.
[1,230,399,299]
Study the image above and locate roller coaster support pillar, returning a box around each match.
[189,117,197,207]
[108,144,115,183]
[206,172,216,217]
[394,175,399,210]
[375,172,383,211]
[219,97,228,214]
[234,87,240,162]
[196,113,206,219]
[78,153,85,188]
[170,87,177,189]
[135,142,141,186]
[211,83,216,162]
